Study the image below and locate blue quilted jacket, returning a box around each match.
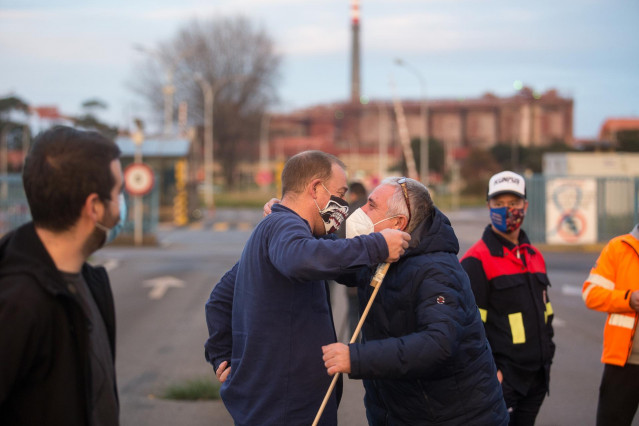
[347,209,509,425]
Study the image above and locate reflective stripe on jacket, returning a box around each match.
[461,225,555,396]
[582,226,639,366]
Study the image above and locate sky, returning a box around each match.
[1,0,637,139]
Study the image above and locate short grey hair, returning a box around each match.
[380,177,434,233]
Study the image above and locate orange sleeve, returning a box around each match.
[583,239,633,313]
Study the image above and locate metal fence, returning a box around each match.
[0,175,31,235]
[0,174,159,239]
[525,175,639,244]
[121,188,160,237]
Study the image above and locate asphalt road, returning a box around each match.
[89,207,637,426]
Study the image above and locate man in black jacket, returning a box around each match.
[0,126,124,425]
[461,171,555,426]
[322,177,508,425]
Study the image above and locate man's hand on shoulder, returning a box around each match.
[380,228,411,262]
[263,198,281,217]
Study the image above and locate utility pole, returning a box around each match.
[376,102,389,181]
[132,120,145,246]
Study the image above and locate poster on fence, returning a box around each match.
[546,178,597,244]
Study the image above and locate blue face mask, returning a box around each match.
[490,205,525,233]
[96,193,127,246]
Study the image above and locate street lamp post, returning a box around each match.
[376,102,389,181]
[134,45,191,137]
[162,70,176,137]
[194,74,215,210]
[131,120,145,246]
[395,58,429,187]
[259,113,271,193]
[194,73,248,210]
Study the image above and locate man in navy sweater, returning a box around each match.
[205,151,410,426]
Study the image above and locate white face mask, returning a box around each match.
[345,207,397,238]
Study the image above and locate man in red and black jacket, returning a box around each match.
[461,171,555,426]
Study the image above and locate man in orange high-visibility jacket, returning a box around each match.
[583,224,639,426]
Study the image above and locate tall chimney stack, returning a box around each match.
[350,0,361,104]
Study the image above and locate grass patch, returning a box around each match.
[161,377,221,401]
[433,193,486,209]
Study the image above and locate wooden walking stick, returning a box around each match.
[311,262,391,426]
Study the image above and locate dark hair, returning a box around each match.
[348,181,367,200]
[281,150,346,197]
[23,126,121,231]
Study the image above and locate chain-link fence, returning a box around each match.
[0,175,30,235]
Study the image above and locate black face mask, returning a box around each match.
[315,184,349,234]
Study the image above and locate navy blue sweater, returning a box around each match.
[205,204,389,426]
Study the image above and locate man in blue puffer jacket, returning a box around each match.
[323,177,509,425]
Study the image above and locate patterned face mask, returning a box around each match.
[490,206,525,233]
[315,184,349,234]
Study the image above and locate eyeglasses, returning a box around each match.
[397,177,411,229]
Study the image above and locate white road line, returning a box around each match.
[553,317,566,327]
[561,285,583,297]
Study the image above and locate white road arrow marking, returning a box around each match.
[143,276,185,300]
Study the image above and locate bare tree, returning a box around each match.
[130,15,281,188]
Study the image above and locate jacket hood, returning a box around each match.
[404,208,459,258]
[0,222,69,296]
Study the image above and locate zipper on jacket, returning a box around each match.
[626,315,639,364]
[418,382,436,419]
[521,249,548,364]
[621,240,639,364]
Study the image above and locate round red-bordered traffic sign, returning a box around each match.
[124,163,155,196]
